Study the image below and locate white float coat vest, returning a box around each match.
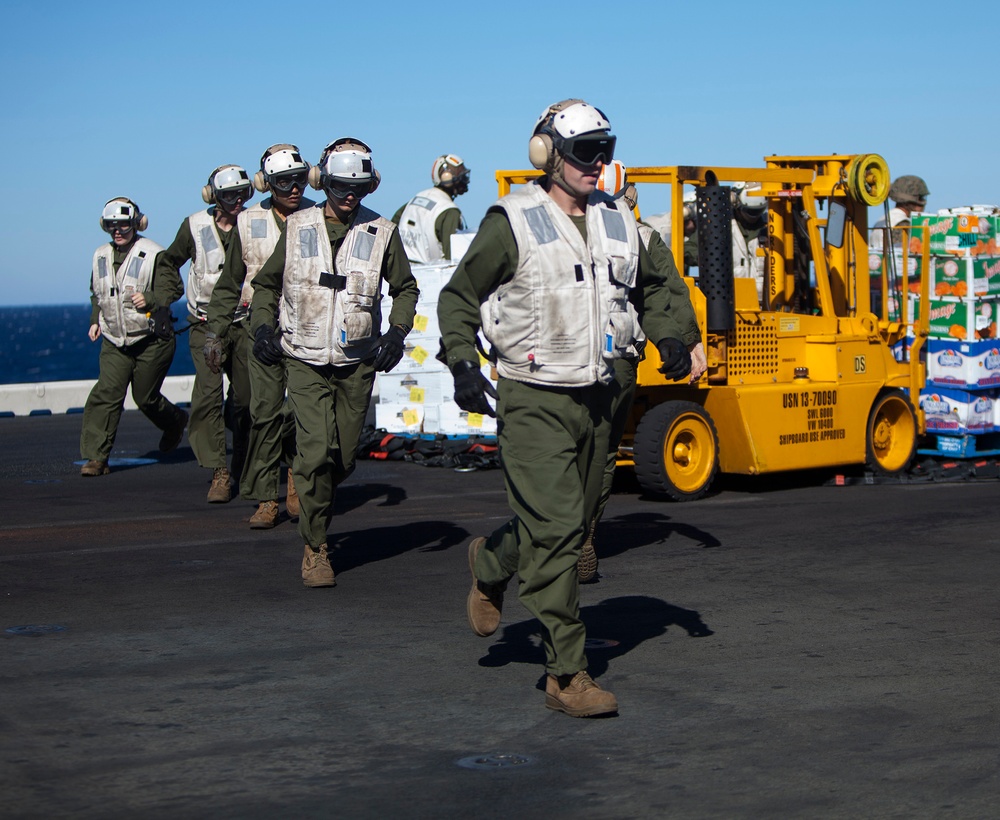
[185,209,227,319]
[234,197,316,323]
[92,237,163,348]
[869,207,910,252]
[278,203,394,367]
[397,187,459,263]
[733,221,765,301]
[480,182,641,387]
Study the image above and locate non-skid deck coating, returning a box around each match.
[1,412,997,819]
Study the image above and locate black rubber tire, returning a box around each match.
[634,400,719,501]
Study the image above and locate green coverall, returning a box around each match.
[251,207,418,549]
[162,214,250,476]
[80,238,185,461]
[205,201,300,503]
[438,208,686,677]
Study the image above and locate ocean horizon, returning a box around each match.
[1,304,196,385]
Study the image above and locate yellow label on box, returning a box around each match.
[410,345,429,364]
[413,315,429,332]
[402,409,419,427]
[467,413,484,428]
[409,387,425,403]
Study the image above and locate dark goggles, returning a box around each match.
[104,220,133,234]
[323,178,372,200]
[269,171,308,194]
[216,185,251,206]
[558,133,616,168]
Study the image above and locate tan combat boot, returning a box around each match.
[545,671,618,718]
[249,500,279,529]
[466,537,506,637]
[285,468,300,518]
[577,519,598,583]
[80,459,110,477]
[302,544,335,588]
[207,467,232,504]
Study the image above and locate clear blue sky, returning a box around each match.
[2,1,996,306]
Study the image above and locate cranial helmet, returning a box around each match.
[202,164,253,205]
[308,138,380,194]
[253,144,310,193]
[731,182,766,215]
[99,197,147,233]
[528,99,615,173]
[888,175,930,206]
[432,154,470,195]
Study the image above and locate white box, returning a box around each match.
[919,387,994,434]
[432,400,498,436]
[375,403,425,434]
[449,231,477,263]
[411,262,457,303]
[376,371,452,405]
[394,338,448,373]
[409,302,441,338]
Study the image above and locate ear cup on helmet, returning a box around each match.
[528,133,552,171]
[136,214,148,231]
[307,166,323,190]
[201,184,215,205]
[370,169,381,195]
[253,171,269,193]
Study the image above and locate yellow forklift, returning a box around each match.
[497,154,931,500]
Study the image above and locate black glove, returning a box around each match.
[203,330,225,375]
[372,325,407,372]
[657,338,692,381]
[451,360,498,418]
[253,324,284,366]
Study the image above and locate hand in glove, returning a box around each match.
[657,337,692,381]
[253,325,284,366]
[203,330,225,375]
[451,360,498,418]
[372,325,407,373]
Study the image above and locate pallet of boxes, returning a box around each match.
[908,207,1000,457]
[375,232,498,439]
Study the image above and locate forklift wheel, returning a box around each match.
[866,389,917,474]
[634,400,719,501]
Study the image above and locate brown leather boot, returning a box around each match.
[545,671,618,717]
[466,537,506,637]
[577,520,598,583]
[302,544,335,588]
[207,467,232,503]
[285,468,300,518]
[249,500,279,529]
[80,459,110,477]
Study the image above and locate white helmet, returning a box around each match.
[100,197,147,233]
[254,144,310,193]
[596,160,628,195]
[732,182,766,215]
[529,99,616,177]
[432,154,470,194]
[202,164,252,205]
[318,141,380,200]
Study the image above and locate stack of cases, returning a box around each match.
[909,208,1000,441]
[375,231,498,437]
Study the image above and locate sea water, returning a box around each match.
[1,305,196,385]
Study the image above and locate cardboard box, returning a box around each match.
[910,294,1000,341]
[411,263,457,303]
[375,403,425,434]
[926,338,1000,390]
[919,387,994,434]
[376,371,452,405]
[921,255,1000,298]
[424,400,498,436]
[449,231,477,262]
[910,212,999,257]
